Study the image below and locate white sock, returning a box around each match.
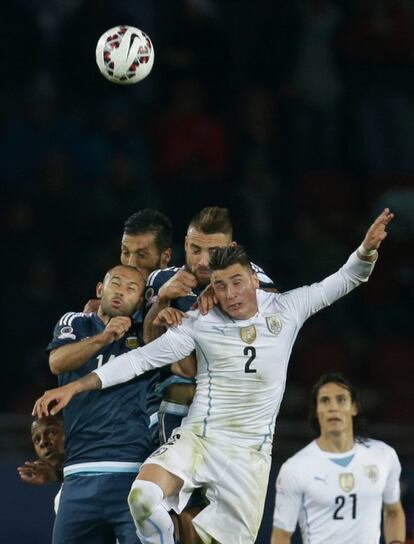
[128,480,175,544]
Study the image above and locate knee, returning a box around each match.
[128,480,164,524]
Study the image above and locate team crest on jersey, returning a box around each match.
[266,314,283,335]
[125,333,139,349]
[145,287,154,301]
[339,473,355,492]
[58,326,76,340]
[364,465,379,484]
[240,325,256,344]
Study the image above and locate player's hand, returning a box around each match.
[33,383,79,418]
[192,283,217,315]
[153,308,188,328]
[362,208,394,251]
[17,460,60,485]
[83,298,100,313]
[158,271,197,302]
[101,316,132,343]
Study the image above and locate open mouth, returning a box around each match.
[111,298,123,308]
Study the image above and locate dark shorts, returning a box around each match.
[53,473,141,544]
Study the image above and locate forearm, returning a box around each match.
[383,503,406,544]
[49,336,107,375]
[143,297,171,343]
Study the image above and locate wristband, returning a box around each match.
[358,243,377,257]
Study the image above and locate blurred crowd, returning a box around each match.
[1,0,413,432]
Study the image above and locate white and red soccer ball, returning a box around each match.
[96,26,154,85]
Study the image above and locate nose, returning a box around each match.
[226,285,236,299]
[127,255,139,267]
[39,436,50,449]
[198,251,210,267]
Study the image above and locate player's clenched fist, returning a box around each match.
[101,316,132,343]
[158,270,197,302]
[153,307,188,328]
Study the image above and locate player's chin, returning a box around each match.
[195,270,210,285]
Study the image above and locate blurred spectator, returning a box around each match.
[337,0,414,174]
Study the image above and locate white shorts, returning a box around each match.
[142,427,271,544]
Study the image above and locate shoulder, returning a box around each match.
[52,312,94,341]
[281,442,316,475]
[56,311,92,328]
[146,266,182,287]
[251,261,274,287]
[359,438,400,460]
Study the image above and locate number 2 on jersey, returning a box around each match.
[244,346,257,373]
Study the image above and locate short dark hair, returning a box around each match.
[209,245,252,272]
[123,209,173,252]
[308,372,367,442]
[188,207,233,238]
[31,415,63,433]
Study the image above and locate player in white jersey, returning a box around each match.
[271,373,406,544]
[33,208,393,544]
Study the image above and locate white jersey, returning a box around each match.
[95,251,375,453]
[273,439,401,544]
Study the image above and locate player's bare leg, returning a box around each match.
[178,507,204,544]
[128,464,183,544]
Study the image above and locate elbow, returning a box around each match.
[49,354,63,375]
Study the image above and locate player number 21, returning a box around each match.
[244,346,257,373]
[333,494,357,520]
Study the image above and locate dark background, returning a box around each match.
[1,1,413,542]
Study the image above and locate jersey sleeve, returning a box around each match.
[273,461,303,533]
[383,446,402,505]
[280,250,376,326]
[94,317,196,389]
[46,312,87,352]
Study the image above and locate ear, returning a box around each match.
[96,282,104,299]
[161,248,172,267]
[351,402,359,417]
[184,235,189,252]
[252,272,259,289]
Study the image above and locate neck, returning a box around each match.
[316,432,355,454]
[97,308,110,325]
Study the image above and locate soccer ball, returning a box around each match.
[95,26,154,85]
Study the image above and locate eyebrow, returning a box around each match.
[213,273,243,285]
[190,243,221,251]
[111,275,140,287]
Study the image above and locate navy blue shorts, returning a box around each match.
[53,473,141,544]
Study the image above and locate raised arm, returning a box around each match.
[143,270,197,343]
[49,316,132,374]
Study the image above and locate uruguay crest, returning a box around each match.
[266,314,282,335]
[240,325,256,344]
[339,473,355,492]
[364,465,379,484]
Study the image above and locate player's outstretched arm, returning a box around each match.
[357,208,394,262]
[383,501,406,544]
[32,373,102,418]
